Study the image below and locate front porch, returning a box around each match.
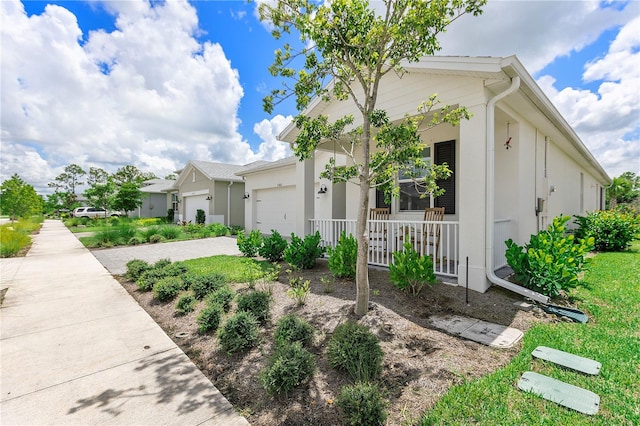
[310,218,512,279]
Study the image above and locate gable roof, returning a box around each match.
[235,156,298,176]
[175,160,270,187]
[140,179,176,193]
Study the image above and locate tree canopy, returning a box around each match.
[261,0,486,315]
[1,174,43,220]
[607,171,640,209]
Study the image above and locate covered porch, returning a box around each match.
[310,217,512,280]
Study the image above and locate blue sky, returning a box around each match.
[1,0,638,194]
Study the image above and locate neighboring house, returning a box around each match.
[267,55,610,299]
[136,178,175,218]
[173,160,267,226]
[237,151,347,236]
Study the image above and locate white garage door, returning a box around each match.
[184,195,209,224]
[255,186,296,236]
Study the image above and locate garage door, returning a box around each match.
[255,186,296,236]
[184,195,209,224]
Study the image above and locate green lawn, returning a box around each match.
[420,241,640,425]
[183,255,274,283]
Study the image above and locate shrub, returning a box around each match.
[389,242,436,296]
[152,276,185,302]
[237,229,263,257]
[505,215,594,298]
[327,231,357,279]
[284,231,326,269]
[128,236,146,246]
[196,209,206,225]
[327,321,383,382]
[207,222,230,237]
[260,342,316,395]
[228,225,244,236]
[258,229,288,262]
[166,208,175,223]
[218,311,260,354]
[205,285,235,312]
[158,225,181,240]
[162,261,188,277]
[336,382,387,426]
[175,292,197,315]
[286,276,310,306]
[149,234,164,244]
[136,268,167,291]
[140,226,160,242]
[0,227,31,257]
[196,303,224,333]
[574,210,640,252]
[274,314,314,348]
[237,291,271,324]
[125,259,151,281]
[154,258,172,269]
[185,272,227,300]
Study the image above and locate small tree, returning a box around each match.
[0,174,42,220]
[113,182,144,215]
[261,0,486,316]
[84,167,116,216]
[48,163,86,210]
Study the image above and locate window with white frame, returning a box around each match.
[399,146,432,211]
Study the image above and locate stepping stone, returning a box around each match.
[518,371,600,415]
[532,346,601,375]
[428,314,523,348]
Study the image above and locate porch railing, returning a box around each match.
[309,218,459,277]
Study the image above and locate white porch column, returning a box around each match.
[457,105,490,292]
[296,156,315,236]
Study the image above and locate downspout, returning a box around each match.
[227,181,233,226]
[485,76,550,304]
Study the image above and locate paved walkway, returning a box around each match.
[0,220,249,425]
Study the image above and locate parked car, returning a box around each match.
[72,207,121,218]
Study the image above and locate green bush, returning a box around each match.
[237,291,271,324]
[152,276,185,302]
[0,227,31,257]
[207,222,230,237]
[162,261,188,277]
[258,229,288,262]
[389,242,436,296]
[327,321,383,383]
[574,210,640,252]
[237,229,263,257]
[205,285,235,312]
[196,209,206,225]
[167,208,175,223]
[197,303,224,333]
[185,272,227,300]
[228,225,244,235]
[128,236,146,245]
[136,268,167,291]
[327,231,357,279]
[336,382,387,426]
[125,259,151,281]
[218,311,260,354]
[286,276,310,306]
[141,226,160,242]
[158,225,182,240]
[175,292,197,315]
[284,231,326,269]
[260,342,316,395]
[274,314,314,348]
[154,258,172,269]
[149,234,164,244]
[505,215,594,298]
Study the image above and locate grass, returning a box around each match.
[183,255,273,283]
[0,216,44,257]
[420,240,640,425]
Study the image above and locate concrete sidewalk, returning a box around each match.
[0,220,249,425]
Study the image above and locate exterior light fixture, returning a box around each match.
[242,192,250,199]
[205,195,212,200]
[318,184,328,194]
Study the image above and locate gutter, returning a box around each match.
[227,181,233,226]
[485,76,550,304]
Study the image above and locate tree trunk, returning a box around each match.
[354,177,371,316]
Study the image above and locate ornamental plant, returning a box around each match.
[260,342,316,395]
[237,229,263,257]
[218,311,260,354]
[389,242,436,295]
[327,231,358,279]
[258,229,288,262]
[573,210,640,252]
[274,314,315,348]
[327,321,383,383]
[283,231,325,269]
[336,382,387,426]
[505,215,594,298]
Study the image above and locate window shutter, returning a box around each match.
[434,140,455,214]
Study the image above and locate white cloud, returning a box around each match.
[253,114,293,161]
[0,0,259,193]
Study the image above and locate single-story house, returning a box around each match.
[251,55,611,301]
[135,178,176,218]
[172,160,267,226]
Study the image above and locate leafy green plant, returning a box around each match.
[505,215,594,298]
[175,292,197,315]
[0,226,30,257]
[573,210,640,251]
[228,225,244,235]
[185,272,227,300]
[286,277,310,306]
[162,261,188,277]
[128,236,145,245]
[205,285,235,312]
[207,222,230,237]
[236,291,271,324]
[320,275,335,293]
[152,276,185,302]
[389,242,436,296]
[149,234,164,244]
[260,342,316,395]
[327,321,383,383]
[327,231,357,279]
[284,231,326,269]
[166,208,175,223]
[274,314,315,348]
[258,229,288,261]
[197,303,224,333]
[218,311,260,354]
[154,258,172,269]
[158,225,182,240]
[336,382,387,426]
[125,259,151,281]
[196,209,206,225]
[237,229,263,257]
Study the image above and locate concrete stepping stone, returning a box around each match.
[428,314,523,348]
[532,346,601,375]
[518,371,600,415]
